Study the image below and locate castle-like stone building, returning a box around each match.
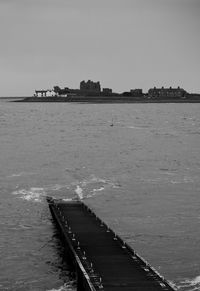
[80,80,101,93]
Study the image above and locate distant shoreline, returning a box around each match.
[13,96,200,103]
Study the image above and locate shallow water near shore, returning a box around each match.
[0,100,200,290]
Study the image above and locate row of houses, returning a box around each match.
[34,80,188,98]
[148,86,187,98]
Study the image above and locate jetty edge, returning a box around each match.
[47,197,176,291]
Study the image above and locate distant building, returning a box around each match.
[148,86,187,98]
[102,88,112,94]
[80,80,101,93]
[34,89,56,97]
[130,89,143,97]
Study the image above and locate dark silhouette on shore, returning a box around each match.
[12,79,200,103]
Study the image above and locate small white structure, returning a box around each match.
[46,90,56,97]
[34,89,56,97]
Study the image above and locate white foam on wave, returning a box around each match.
[75,185,83,199]
[45,184,69,191]
[12,176,118,202]
[12,184,71,202]
[85,186,105,198]
[47,281,75,291]
[7,172,35,178]
[74,175,119,200]
[168,281,178,290]
[12,187,46,202]
[8,173,23,177]
[178,275,200,290]
[93,186,105,192]
[81,175,107,186]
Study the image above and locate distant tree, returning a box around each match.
[54,86,62,94]
[122,92,131,96]
[53,86,70,95]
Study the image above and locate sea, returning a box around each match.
[0,99,200,291]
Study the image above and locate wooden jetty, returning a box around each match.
[47,197,175,291]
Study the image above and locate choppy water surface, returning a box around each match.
[0,101,200,291]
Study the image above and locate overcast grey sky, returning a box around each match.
[0,0,200,96]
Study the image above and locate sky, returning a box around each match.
[0,0,200,96]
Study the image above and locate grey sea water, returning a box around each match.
[0,100,200,291]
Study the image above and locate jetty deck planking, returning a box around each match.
[47,197,175,291]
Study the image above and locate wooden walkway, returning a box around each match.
[47,197,175,291]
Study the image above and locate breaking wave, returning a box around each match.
[177,275,200,290]
[47,281,76,291]
[12,187,46,202]
[12,184,70,202]
[75,185,83,199]
[74,174,120,200]
[11,175,120,202]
